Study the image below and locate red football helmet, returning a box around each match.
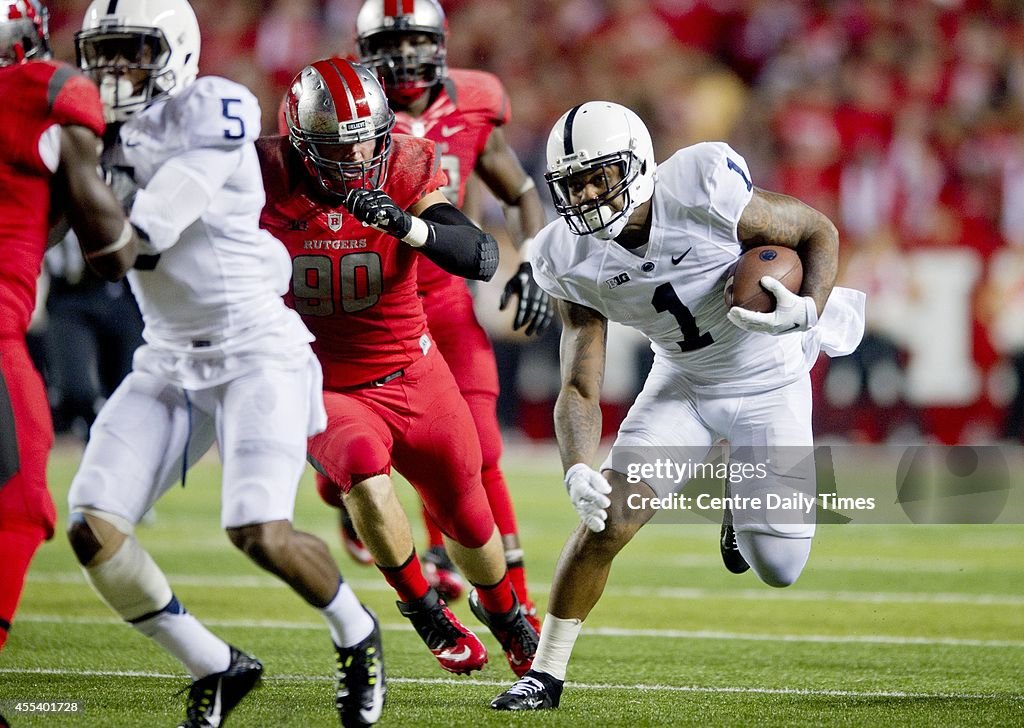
[284,58,397,199]
[0,0,50,67]
[355,0,447,105]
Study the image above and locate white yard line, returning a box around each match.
[26,571,1024,606]
[15,614,1024,648]
[0,666,1017,701]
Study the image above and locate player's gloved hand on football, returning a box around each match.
[499,262,554,336]
[726,276,819,335]
[344,188,412,239]
[564,463,612,533]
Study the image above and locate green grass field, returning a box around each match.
[1,441,1022,727]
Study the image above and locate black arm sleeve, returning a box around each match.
[418,202,499,281]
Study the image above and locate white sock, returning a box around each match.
[321,581,374,647]
[530,614,582,681]
[132,602,231,679]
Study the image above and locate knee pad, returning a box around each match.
[736,532,812,588]
[67,508,134,566]
[315,471,345,508]
[71,510,172,621]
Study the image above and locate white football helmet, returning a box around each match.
[355,0,447,104]
[0,0,50,67]
[285,58,397,199]
[545,102,657,240]
[75,0,200,122]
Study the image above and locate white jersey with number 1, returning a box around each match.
[531,141,865,397]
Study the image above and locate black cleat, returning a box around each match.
[177,646,263,727]
[720,508,750,574]
[491,669,563,710]
[468,589,538,677]
[335,611,386,727]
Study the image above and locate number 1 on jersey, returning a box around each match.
[652,282,713,352]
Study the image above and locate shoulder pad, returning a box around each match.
[47,62,105,137]
[168,76,262,148]
[447,69,510,126]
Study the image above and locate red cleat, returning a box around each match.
[397,589,487,674]
[469,590,539,677]
[521,599,541,635]
[339,509,373,566]
[423,545,465,601]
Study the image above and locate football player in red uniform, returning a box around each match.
[258,58,538,678]
[0,0,138,658]
[343,0,551,622]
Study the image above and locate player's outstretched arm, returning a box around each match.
[57,124,138,281]
[554,298,608,473]
[345,188,499,281]
[477,128,554,336]
[737,187,838,316]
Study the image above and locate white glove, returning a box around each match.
[726,276,819,335]
[564,464,612,533]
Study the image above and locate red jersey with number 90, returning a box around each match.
[257,133,447,389]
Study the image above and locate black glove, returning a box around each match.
[499,261,554,336]
[344,188,412,239]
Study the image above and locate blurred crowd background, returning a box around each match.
[35,0,1024,446]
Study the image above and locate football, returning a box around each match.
[724,246,803,313]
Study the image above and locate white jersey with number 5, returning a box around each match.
[532,141,865,397]
[120,75,312,381]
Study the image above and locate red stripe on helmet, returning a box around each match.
[383,0,399,17]
[311,59,369,124]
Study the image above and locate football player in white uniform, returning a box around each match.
[64,2,384,726]
[492,101,865,710]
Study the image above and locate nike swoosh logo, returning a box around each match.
[671,248,692,265]
[788,322,801,330]
[438,645,473,661]
[361,680,384,722]
[441,125,465,137]
[124,141,140,148]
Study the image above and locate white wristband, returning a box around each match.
[803,296,819,329]
[402,216,430,248]
[84,219,133,260]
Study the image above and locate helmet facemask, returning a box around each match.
[547,152,646,240]
[293,133,394,200]
[359,30,445,105]
[76,28,171,121]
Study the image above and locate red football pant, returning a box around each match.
[0,340,55,651]
[309,349,495,549]
[421,285,519,542]
[0,525,46,651]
